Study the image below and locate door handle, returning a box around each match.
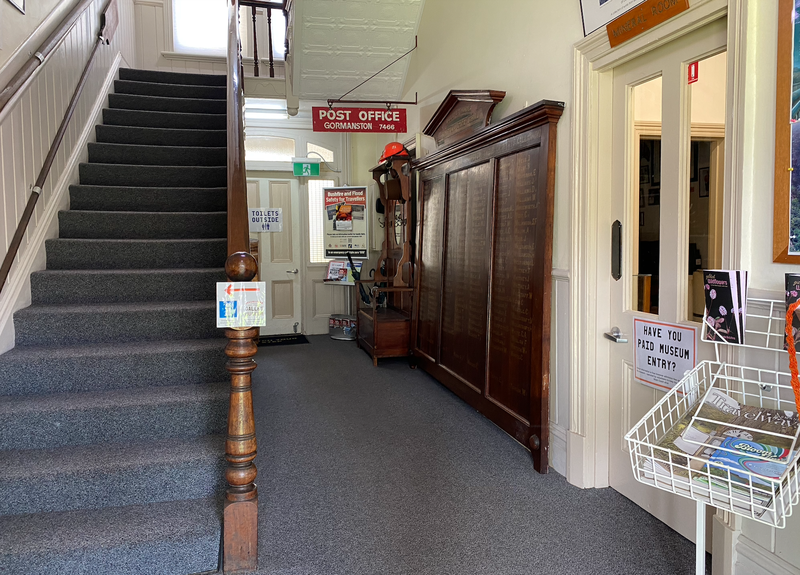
[286,269,299,274]
[604,327,628,343]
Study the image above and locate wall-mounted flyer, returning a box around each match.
[324,186,368,259]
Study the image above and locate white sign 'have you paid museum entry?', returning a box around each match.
[634,319,696,391]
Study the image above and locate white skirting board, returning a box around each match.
[0,53,126,354]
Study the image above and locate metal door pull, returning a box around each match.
[286,269,299,274]
[604,327,628,343]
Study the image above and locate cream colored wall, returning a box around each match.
[0,0,85,87]
[1,0,65,68]
[400,0,583,272]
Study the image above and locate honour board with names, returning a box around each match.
[412,100,563,473]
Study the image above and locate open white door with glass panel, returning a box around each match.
[247,178,303,335]
[606,18,728,554]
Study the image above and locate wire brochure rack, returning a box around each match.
[625,298,800,575]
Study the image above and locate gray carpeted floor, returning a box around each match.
[251,335,701,575]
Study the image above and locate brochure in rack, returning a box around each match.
[703,270,747,344]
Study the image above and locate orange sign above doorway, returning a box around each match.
[606,0,690,48]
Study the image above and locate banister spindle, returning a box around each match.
[251,6,259,77]
[266,8,274,78]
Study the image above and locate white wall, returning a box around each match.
[0,0,136,353]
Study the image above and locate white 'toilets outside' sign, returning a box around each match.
[249,208,283,233]
[634,319,696,391]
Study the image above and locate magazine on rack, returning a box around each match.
[703,270,747,344]
[645,389,799,514]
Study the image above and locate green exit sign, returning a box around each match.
[293,162,320,176]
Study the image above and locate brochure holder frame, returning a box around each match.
[625,298,800,574]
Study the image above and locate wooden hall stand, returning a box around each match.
[355,153,414,366]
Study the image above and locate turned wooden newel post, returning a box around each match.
[223,251,259,573]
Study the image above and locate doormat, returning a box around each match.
[256,334,309,346]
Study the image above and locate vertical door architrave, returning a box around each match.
[568,0,739,492]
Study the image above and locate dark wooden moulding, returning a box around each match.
[411,99,564,473]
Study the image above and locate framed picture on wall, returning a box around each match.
[699,167,710,197]
[773,0,800,261]
[6,0,24,13]
[579,0,647,36]
[648,187,660,206]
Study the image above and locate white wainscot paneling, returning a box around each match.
[735,509,800,575]
[550,268,570,476]
[0,0,137,353]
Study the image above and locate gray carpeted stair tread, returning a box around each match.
[31,268,226,304]
[69,185,227,212]
[58,210,227,239]
[14,300,221,346]
[95,124,226,147]
[114,79,226,100]
[0,497,221,575]
[109,93,227,115]
[0,382,229,450]
[0,436,226,516]
[45,237,227,269]
[120,66,227,86]
[87,142,226,166]
[103,108,226,130]
[80,163,226,187]
[0,338,227,395]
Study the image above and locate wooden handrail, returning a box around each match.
[0,0,96,116]
[0,0,115,295]
[222,0,260,572]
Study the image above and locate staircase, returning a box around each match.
[0,68,231,574]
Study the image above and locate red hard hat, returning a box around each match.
[379,142,409,163]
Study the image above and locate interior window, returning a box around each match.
[308,179,336,263]
[244,136,295,162]
[307,143,334,163]
[173,1,252,55]
[633,76,662,314]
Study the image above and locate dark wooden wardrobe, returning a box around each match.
[411,99,564,473]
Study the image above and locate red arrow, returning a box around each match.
[225,285,261,296]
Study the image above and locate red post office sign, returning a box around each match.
[312,107,407,133]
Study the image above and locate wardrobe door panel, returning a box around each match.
[439,162,492,391]
[487,145,542,423]
[416,176,445,360]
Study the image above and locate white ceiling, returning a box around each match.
[290,0,425,101]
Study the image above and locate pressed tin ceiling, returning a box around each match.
[291,0,425,101]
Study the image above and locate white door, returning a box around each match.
[607,20,726,543]
[247,177,303,335]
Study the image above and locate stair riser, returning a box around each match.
[31,269,226,304]
[79,163,227,187]
[0,394,228,451]
[102,108,226,130]
[58,211,227,240]
[119,67,227,86]
[14,305,221,346]
[114,80,226,100]
[109,94,226,115]
[0,343,227,395]
[87,143,226,167]
[45,239,227,270]
[0,458,225,516]
[69,186,227,212]
[95,125,226,147]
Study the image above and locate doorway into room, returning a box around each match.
[605,19,728,545]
